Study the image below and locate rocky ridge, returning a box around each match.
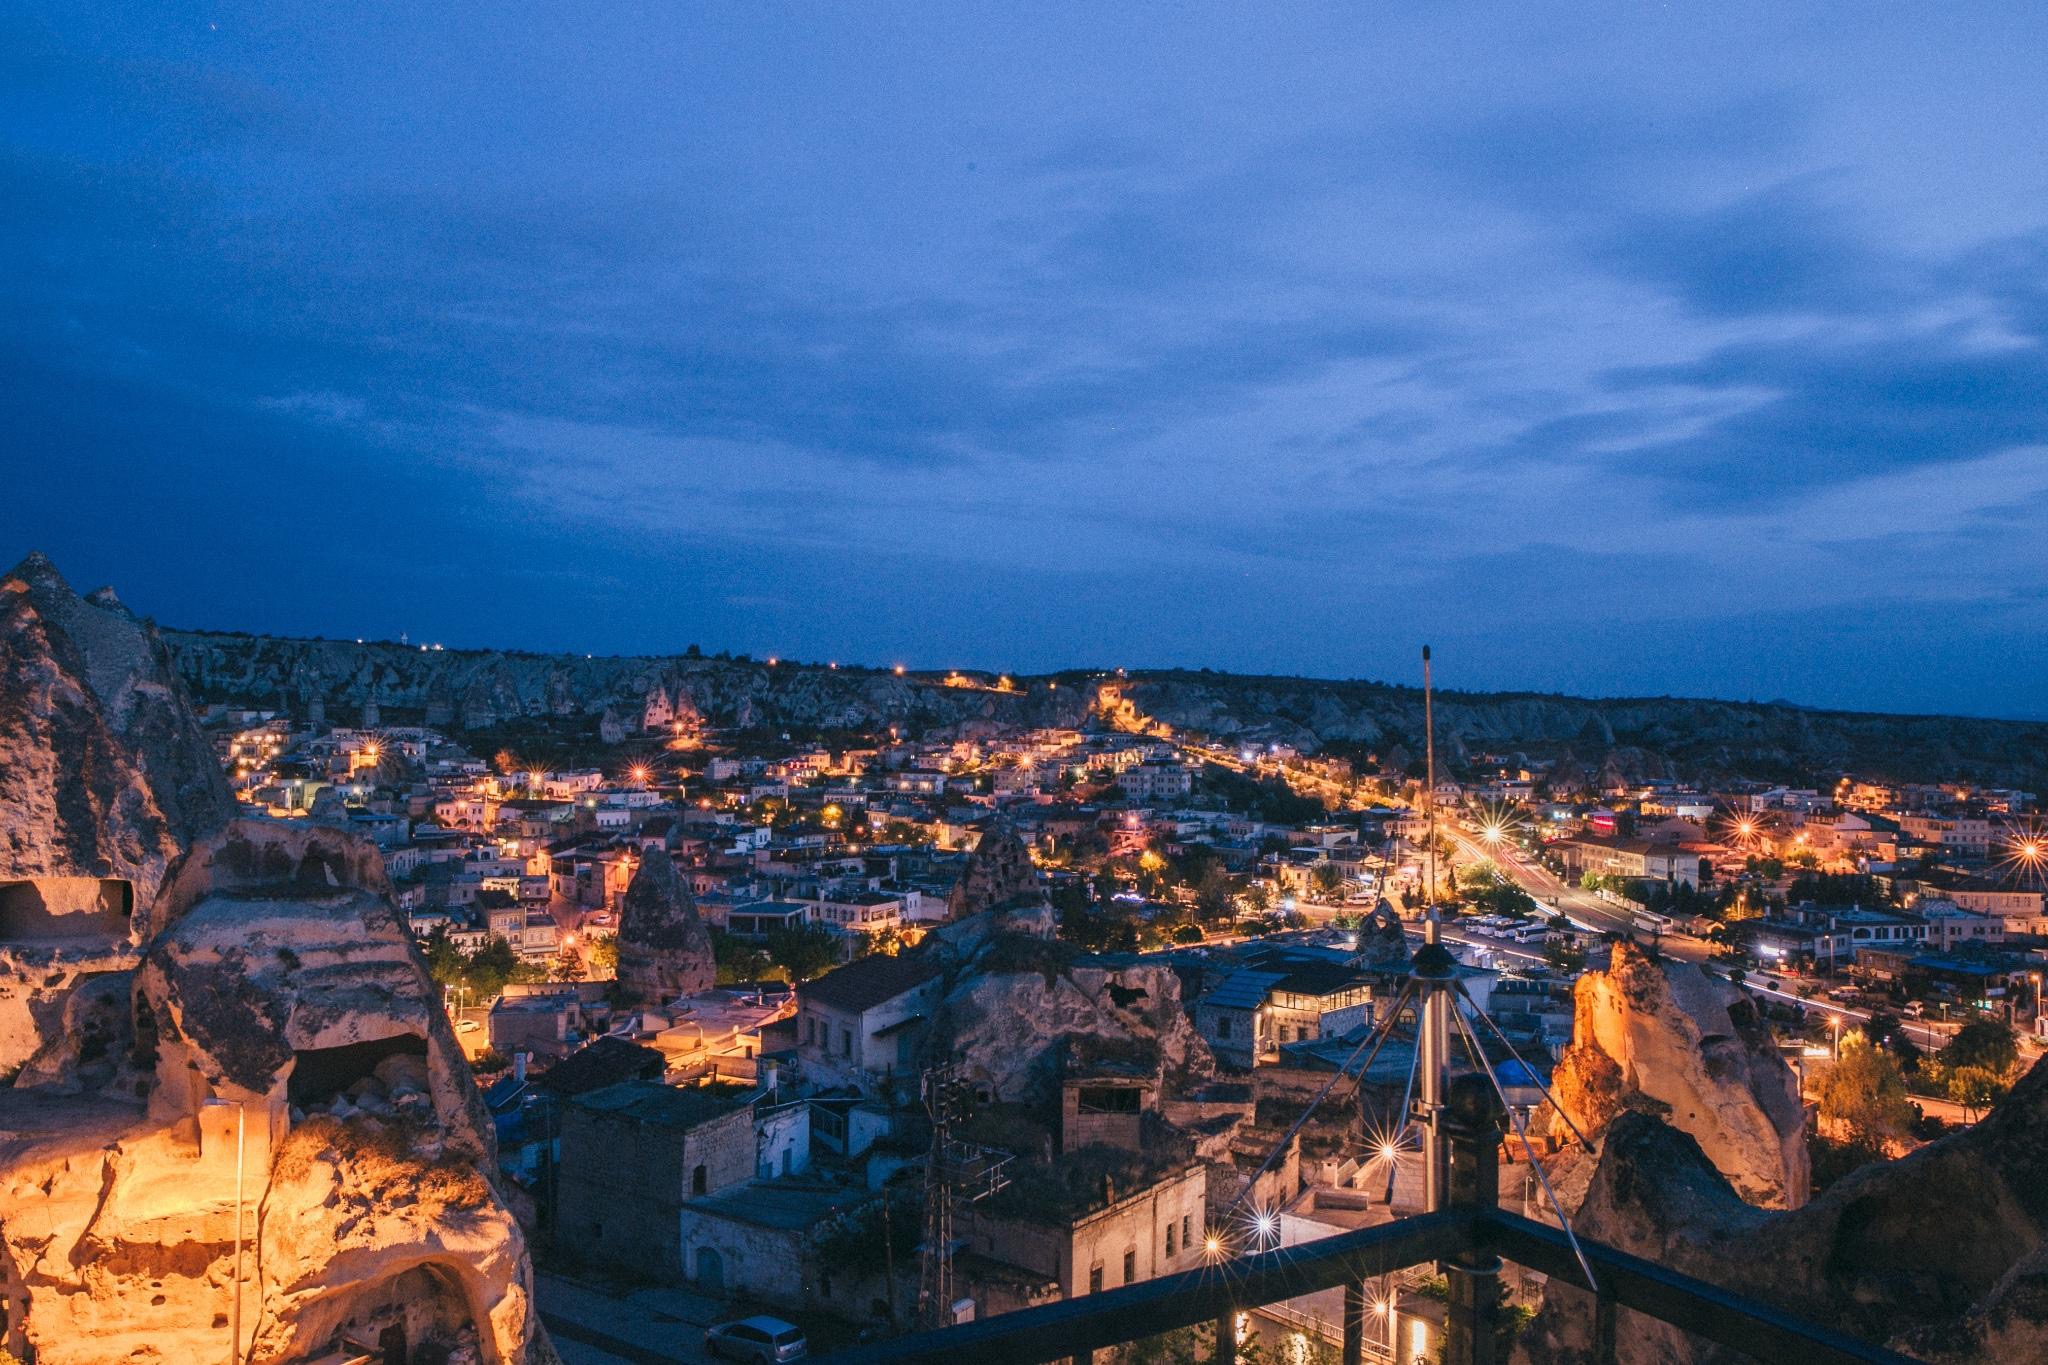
[162,629,2048,791]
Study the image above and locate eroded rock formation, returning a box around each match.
[1355,899,1410,969]
[1522,1060,2048,1364]
[931,950,1214,1105]
[1548,940,1807,1209]
[0,551,232,908]
[615,848,715,1003]
[947,823,1043,918]
[0,552,236,1073]
[0,556,551,1364]
[0,818,553,1364]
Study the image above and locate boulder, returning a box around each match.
[615,849,714,1003]
[1548,939,1807,1208]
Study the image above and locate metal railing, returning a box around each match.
[821,1079,1922,1365]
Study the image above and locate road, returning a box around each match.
[1433,819,1717,965]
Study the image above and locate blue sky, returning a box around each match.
[5,3,2047,717]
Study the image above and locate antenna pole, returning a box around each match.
[1423,645,1436,908]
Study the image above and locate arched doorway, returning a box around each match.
[695,1247,725,1292]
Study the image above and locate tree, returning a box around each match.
[1817,1032,1917,1156]
[1309,863,1346,902]
[1947,1065,2010,1121]
[710,928,774,985]
[767,923,842,982]
[422,927,467,989]
[465,937,522,999]
[1193,866,1238,921]
[1939,1018,2018,1078]
[588,935,619,976]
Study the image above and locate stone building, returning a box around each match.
[556,1080,758,1276]
[795,952,945,1091]
[959,1147,1208,1314]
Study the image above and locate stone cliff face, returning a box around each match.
[0,817,553,1365]
[0,556,551,1365]
[1,553,233,909]
[615,849,715,1004]
[164,630,2048,790]
[1549,941,1807,1209]
[0,553,238,1075]
[1522,1060,2048,1364]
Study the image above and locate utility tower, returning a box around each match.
[915,1065,1014,1331]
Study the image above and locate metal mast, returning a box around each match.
[1416,644,1453,1214]
[916,1066,964,1330]
[915,1065,1014,1332]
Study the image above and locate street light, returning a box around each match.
[1830,1013,1844,1062]
[203,1097,247,1365]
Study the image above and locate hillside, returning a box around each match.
[162,630,2048,794]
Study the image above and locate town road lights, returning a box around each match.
[1831,1013,1844,1060]
[1481,823,1505,845]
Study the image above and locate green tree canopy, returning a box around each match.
[1938,1018,2018,1077]
[1818,1032,1917,1155]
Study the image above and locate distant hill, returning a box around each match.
[163,630,2048,795]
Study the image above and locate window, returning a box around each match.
[691,1164,708,1195]
[1088,1265,1103,1294]
[1183,1215,1192,1248]
[1216,1016,1232,1039]
[1123,1249,1136,1283]
[1165,1224,1176,1258]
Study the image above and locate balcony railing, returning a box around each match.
[822,1077,1922,1365]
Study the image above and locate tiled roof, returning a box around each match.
[799,952,943,1013]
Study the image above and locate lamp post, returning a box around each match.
[204,1098,247,1365]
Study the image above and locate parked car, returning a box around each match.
[1903,1001,1925,1018]
[456,1018,481,1033]
[707,1316,808,1363]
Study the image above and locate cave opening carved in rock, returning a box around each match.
[299,1260,480,1365]
[0,878,133,943]
[287,1033,429,1111]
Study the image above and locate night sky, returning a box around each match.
[6,4,2047,718]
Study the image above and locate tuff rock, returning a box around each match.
[615,848,715,1003]
[0,551,232,909]
[1548,939,1807,1209]
[1521,1058,2048,1364]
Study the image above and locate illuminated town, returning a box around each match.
[3,549,2046,1363]
[8,7,2048,1365]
